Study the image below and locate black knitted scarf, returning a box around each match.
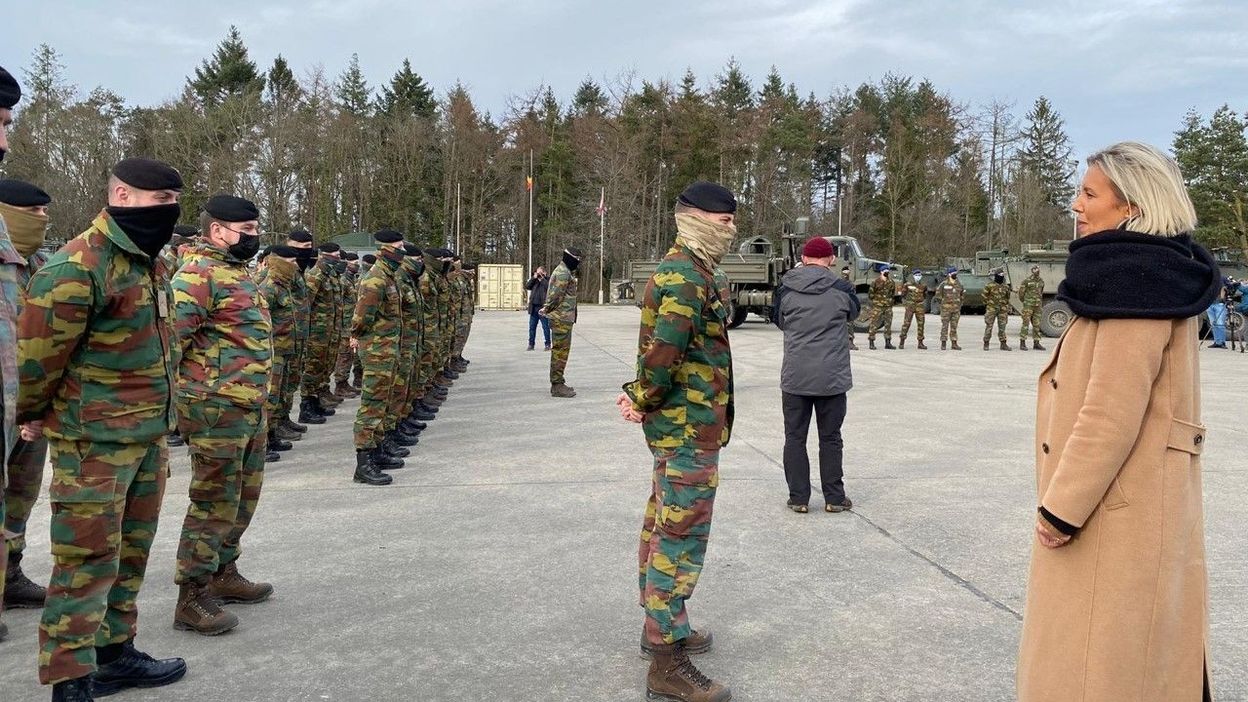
[1058,229,1220,320]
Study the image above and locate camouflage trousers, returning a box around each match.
[278,336,307,420]
[1019,305,1043,341]
[900,306,926,341]
[39,439,168,684]
[6,437,49,556]
[332,334,357,384]
[549,321,573,385]
[354,343,398,450]
[940,310,961,343]
[174,400,267,585]
[983,308,1009,343]
[301,326,341,397]
[385,343,416,433]
[638,446,718,646]
[264,350,293,419]
[866,304,893,341]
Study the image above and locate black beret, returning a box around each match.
[271,245,300,259]
[361,254,377,265]
[677,180,736,214]
[288,229,313,243]
[374,229,404,243]
[257,245,274,260]
[0,179,51,207]
[0,66,20,109]
[173,224,200,237]
[202,194,259,223]
[317,242,342,253]
[435,248,455,258]
[112,157,183,191]
[403,242,421,256]
[341,251,359,261]
[564,246,583,259]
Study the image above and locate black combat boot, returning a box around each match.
[267,430,292,453]
[312,396,335,417]
[418,400,440,414]
[371,447,405,470]
[1033,341,1046,351]
[273,422,302,441]
[898,336,906,349]
[51,677,94,701]
[941,340,947,350]
[401,417,426,434]
[442,369,460,380]
[868,339,877,350]
[917,340,928,350]
[390,429,419,447]
[1000,341,1012,351]
[298,399,326,425]
[353,450,393,485]
[93,640,188,696]
[1019,340,1028,351]
[5,551,48,609]
[983,340,990,350]
[265,449,281,463]
[409,406,436,421]
[884,339,896,350]
[284,416,308,433]
[382,435,411,457]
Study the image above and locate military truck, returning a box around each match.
[624,218,902,329]
[999,240,1074,338]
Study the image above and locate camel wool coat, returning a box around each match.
[1018,315,1211,702]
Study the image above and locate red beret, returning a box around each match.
[802,236,834,258]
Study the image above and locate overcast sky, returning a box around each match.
[8,0,1246,159]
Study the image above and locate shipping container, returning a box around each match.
[476,264,526,310]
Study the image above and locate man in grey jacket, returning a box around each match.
[773,236,860,513]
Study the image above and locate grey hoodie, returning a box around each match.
[774,264,858,396]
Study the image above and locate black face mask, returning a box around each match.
[563,252,580,271]
[440,260,452,274]
[227,234,261,262]
[994,275,1005,284]
[107,203,182,260]
[950,274,959,280]
[295,250,315,272]
[411,260,425,279]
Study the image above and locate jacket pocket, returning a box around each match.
[1102,478,1129,510]
[1166,417,1206,456]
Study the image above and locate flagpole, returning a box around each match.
[598,186,605,305]
[527,149,534,278]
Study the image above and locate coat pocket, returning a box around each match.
[1166,417,1206,456]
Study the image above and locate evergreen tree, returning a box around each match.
[1174,105,1248,248]
[377,59,436,119]
[336,53,372,116]
[266,55,300,106]
[571,77,608,117]
[189,26,264,106]
[1017,96,1075,207]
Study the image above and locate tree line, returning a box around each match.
[3,28,1246,301]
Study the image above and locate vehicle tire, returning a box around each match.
[1229,309,1246,342]
[854,292,870,332]
[1038,299,1073,338]
[727,299,748,329]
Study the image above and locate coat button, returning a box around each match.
[1042,443,1050,454]
[1195,435,1204,445]
[1050,379,1058,389]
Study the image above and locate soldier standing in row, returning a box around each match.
[259,247,304,453]
[18,158,188,700]
[618,180,736,702]
[397,243,429,437]
[169,195,273,636]
[332,252,362,398]
[0,179,53,614]
[543,246,581,397]
[352,254,374,391]
[412,248,444,422]
[1017,265,1046,351]
[935,267,964,350]
[375,245,420,461]
[898,268,928,350]
[285,230,318,429]
[982,269,1012,351]
[449,257,474,372]
[866,264,895,350]
[350,230,408,485]
[303,242,345,416]
[840,266,858,351]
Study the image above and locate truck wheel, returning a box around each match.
[854,292,870,332]
[1038,300,1073,338]
[1229,310,1246,342]
[727,300,748,329]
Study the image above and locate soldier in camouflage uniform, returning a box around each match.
[0,70,25,644]
[413,249,446,420]
[434,249,459,390]
[332,252,362,398]
[350,230,409,485]
[934,267,965,350]
[284,230,318,429]
[449,257,474,372]
[898,268,928,350]
[865,265,896,350]
[259,247,304,452]
[982,269,1012,351]
[1017,265,1046,350]
[17,158,188,698]
[840,266,859,350]
[375,246,421,461]
[169,195,273,636]
[302,243,345,415]
[619,182,736,702]
[159,224,198,281]
[0,179,54,613]
[542,247,581,397]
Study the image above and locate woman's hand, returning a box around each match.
[1035,514,1073,549]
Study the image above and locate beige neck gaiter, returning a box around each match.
[0,202,50,258]
[674,213,735,266]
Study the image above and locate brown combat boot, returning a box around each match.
[334,381,360,399]
[1033,341,1046,351]
[983,340,990,351]
[646,649,731,702]
[917,340,928,350]
[1000,341,1012,351]
[898,336,906,349]
[273,422,302,442]
[941,341,947,350]
[641,629,714,657]
[318,390,343,408]
[951,342,962,350]
[351,374,363,390]
[207,562,273,604]
[1019,340,1028,351]
[551,383,577,398]
[174,582,239,636]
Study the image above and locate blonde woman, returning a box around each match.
[1018,142,1220,701]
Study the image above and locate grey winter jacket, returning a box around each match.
[774,264,858,396]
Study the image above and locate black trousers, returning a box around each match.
[781,392,848,504]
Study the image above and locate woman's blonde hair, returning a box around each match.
[1087,141,1198,236]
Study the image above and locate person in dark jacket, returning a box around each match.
[773,236,860,513]
[524,266,551,351]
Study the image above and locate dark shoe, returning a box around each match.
[410,407,436,422]
[51,677,94,701]
[92,641,187,697]
[951,343,962,351]
[318,391,343,409]
[641,629,714,657]
[5,553,48,609]
[868,340,877,350]
[298,400,326,425]
[265,450,281,462]
[1019,340,1028,351]
[207,562,273,605]
[898,337,906,349]
[166,432,184,447]
[1033,341,1046,351]
[551,383,577,398]
[849,342,859,350]
[544,344,552,351]
[646,650,731,702]
[941,341,947,350]
[392,429,420,446]
[527,345,534,351]
[372,447,405,470]
[884,340,896,350]
[353,450,393,485]
[273,423,301,442]
[351,375,363,390]
[400,419,424,435]
[983,340,990,351]
[174,582,238,636]
[284,417,308,433]
[313,397,336,417]
[382,436,411,458]
[1000,341,1012,351]
[334,382,361,399]
[443,369,460,380]
[825,498,854,513]
[786,501,809,514]
[418,401,440,414]
[403,416,428,431]
[267,432,292,452]
[917,341,927,350]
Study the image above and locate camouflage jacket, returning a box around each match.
[305,255,342,336]
[983,281,1012,311]
[339,270,358,338]
[172,241,273,408]
[17,210,177,443]
[396,259,422,355]
[623,244,734,451]
[542,262,578,325]
[352,248,405,343]
[934,279,965,312]
[1019,275,1045,308]
[868,277,895,308]
[416,265,441,354]
[259,257,299,358]
[901,280,928,308]
[291,269,309,341]
[0,219,25,458]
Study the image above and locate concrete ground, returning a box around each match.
[1,306,1244,701]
